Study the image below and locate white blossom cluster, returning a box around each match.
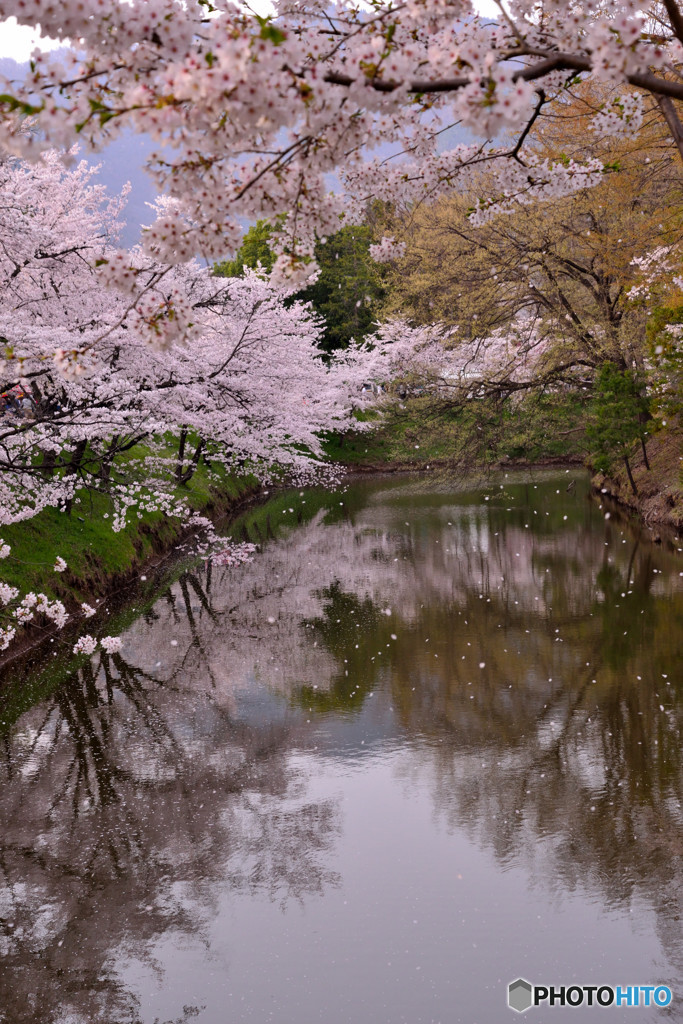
[210,542,258,567]
[100,635,123,653]
[0,575,69,630]
[73,634,123,654]
[0,583,19,606]
[627,245,682,300]
[591,92,644,136]
[0,540,121,656]
[72,635,98,655]
[0,476,80,530]
[354,316,550,394]
[177,512,256,566]
[368,237,407,264]
[110,483,187,534]
[468,155,605,226]
[0,626,16,651]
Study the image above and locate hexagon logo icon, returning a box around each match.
[508,978,533,1013]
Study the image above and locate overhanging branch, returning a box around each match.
[324,52,683,104]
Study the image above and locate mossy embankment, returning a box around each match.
[591,421,683,532]
[1,472,260,603]
[0,455,262,669]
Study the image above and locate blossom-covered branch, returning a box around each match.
[0,1,681,284]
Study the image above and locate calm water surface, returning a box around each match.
[1,470,682,1024]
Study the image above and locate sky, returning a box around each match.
[0,17,62,61]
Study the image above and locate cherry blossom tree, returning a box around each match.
[93,258,380,483]
[0,146,140,521]
[0,151,376,657]
[0,153,378,529]
[359,315,553,401]
[1,0,682,297]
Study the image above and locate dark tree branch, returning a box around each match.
[325,51,683,106]
[655,94,683,160]
[663,0,683,46]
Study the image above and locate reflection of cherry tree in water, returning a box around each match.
[382,596,683,986]
[297,537,683,986]
[0,623,340,1024]
[220,482,683,951]
[416,669,683,987]
[298,583,393,714]
[1,478,681,1019]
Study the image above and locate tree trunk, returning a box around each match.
[40,449,56,478]
[29,380,43,407]
[655,95,683,163]
[640,435,651,471]
[64,439,88,514]
[177,437,204,485]
[100,434,120,482]
[623,453,638,496]
[175,426,188,483]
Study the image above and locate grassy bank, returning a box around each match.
[0,481,348,721]
[0,450,261,666]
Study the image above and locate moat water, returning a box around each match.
[1,470,682,1023]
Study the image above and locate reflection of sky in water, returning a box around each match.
[0,470,681,1024]
[121,750,670,1024]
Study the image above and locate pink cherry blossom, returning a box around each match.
[0,0,679,275]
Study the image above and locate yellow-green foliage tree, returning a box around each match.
[385,85,683,383]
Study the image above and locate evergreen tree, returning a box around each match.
[297,225,386,353]
[587,364,651,495]
[216,222,385,352]
[214,220,276,277]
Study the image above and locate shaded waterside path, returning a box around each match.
[0,469,682,1023]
